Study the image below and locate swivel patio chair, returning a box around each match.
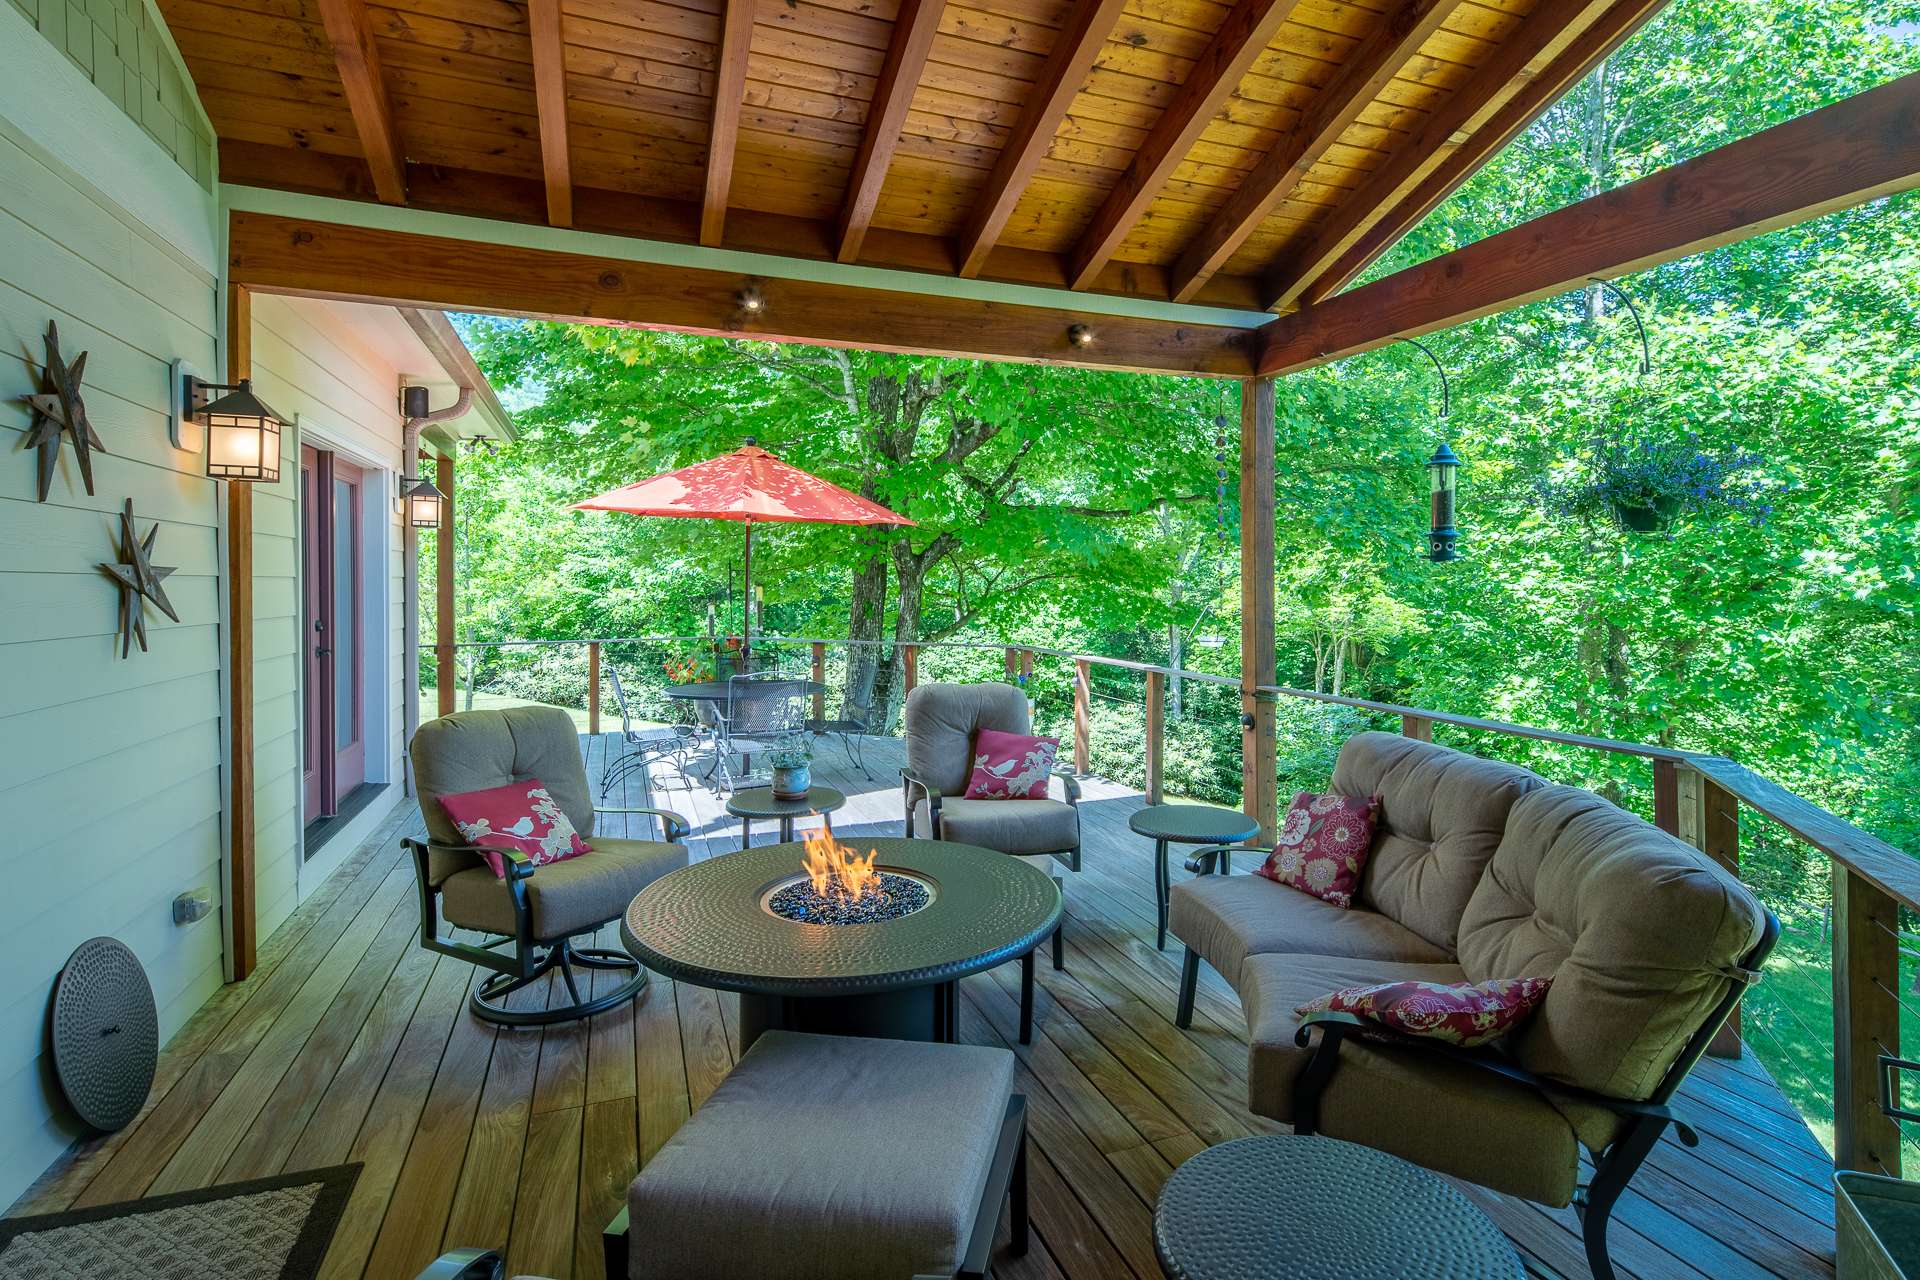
[902,681,1076,972]
[599,660,702,797]
[809,687,876,780]
[405,704,690,1026]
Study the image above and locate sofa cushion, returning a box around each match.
[1239,952,1588,1206]
[915,796,1077,857]
[1294,976,1553,1049]
[1333,732,1545,954]
[964,728,1059,799]
[1458,785,1767,1101]
[904,682,1031,799]
[412,705,597,884]
[1255,790,1380,908]
[628,1031,1015,1280]
[1168,872,1450,988]
[440,836,686,941]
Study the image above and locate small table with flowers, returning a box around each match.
[724,784,847,849]
[1128,804,1262,950]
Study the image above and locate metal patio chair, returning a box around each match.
[711,673,808,793]
[809,688,876,780]
[599,660,701,798]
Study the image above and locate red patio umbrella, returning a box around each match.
[570,440,914,652]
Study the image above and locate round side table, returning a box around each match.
[1155,1136,1523,1279]
[1127,804,1261,949]
[725,784,847,849]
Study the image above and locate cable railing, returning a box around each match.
[430,630,1918,1178]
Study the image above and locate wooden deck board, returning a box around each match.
[10,732,1838,1278]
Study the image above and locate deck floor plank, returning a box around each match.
[10,732,1837,1278]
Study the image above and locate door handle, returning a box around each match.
[316,646,333,657]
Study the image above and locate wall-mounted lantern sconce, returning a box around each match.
[1400,338,1461,563]
[181,372,288,483]
[401,475,446,528]
[1067,323,1094,348]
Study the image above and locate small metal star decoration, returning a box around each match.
[100,499,179,657]
[20,321,104,502]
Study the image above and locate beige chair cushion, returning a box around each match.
[915,796,1077,858]
[903,682,1030,799]
[628,1031,1015,1280]
[411,705,597,885]
[1169,872,1450,988]
[1459,785,1766,1101]
[440,837,687,941]
[1333,732,1544,954]
[1239,952,1587,1206]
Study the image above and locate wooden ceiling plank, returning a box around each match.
[1066,0,1310,291]
[835,0,947,263]
[1168,0,1470,303]
[702,0,757,246]
[953,0,1132,279]
[1259,0,1631,310]
[227,211,1257,376]
[1256,69,1920,376]
[314,0,407,204]
[528,0,573,226]
[1302,0,1669,305]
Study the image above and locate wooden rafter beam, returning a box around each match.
[1255,69,1920,376]
[955,0,1131,279]
[1067,0,1307,291]
[227,212,1256,377]
[836,0,945,264]
[1295,0,1669,308]
[702,0,756,247]
[314,0,406,205]
[1171,0,1466,303]
[527,0,573,227]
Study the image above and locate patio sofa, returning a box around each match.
[1170,731,1777,1280]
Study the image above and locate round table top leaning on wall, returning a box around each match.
[1154,1135,1523,1280]
[620,837,1062,998]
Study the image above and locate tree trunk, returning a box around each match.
[1168,623,1184,719]
[843,545,887,718]
[1332,637,1347,697]
[883,542,929,731]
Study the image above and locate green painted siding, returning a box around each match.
[12,0,211,188]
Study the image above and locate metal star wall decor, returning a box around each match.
[100,500,179,657]
[20,321,105,502]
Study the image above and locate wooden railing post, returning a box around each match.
[1653,758,1680,836]
[1400,714,1432,742]
[1073,659,1091,775]
[587,641,601,736]
[1678,766,1745,1056]
[902,644,919,696]
[1145,670,1165,805]
[1005,646,1017,681]
[1834,863,1903,1175]
[435,451,455,717]
[812,642,827,721]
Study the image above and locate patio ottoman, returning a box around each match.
[610,1030,1028,1280]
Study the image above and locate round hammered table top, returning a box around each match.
[52,936,159,1132]
[1128,803,1261,845]
[1154,1136,1522,1280]
[621,837,1062,998]
[725,785,848,820]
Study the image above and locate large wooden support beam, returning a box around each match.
[527,0,573,228]
[1834,864,1903,1176]
[224,284,257,981]
[836,0,944,264]
[956,0,1130,279]
[1261,0,1657,311]
[1171,0,1466,303]
[1239,377,1277,843]
[1304,0,1668,307]
[1256,70,1920,376]
[1068,0,1306,290]
[435,451,455,717]
[226,213,1254,377]
[314,0,406,205]
[702,0,756,247]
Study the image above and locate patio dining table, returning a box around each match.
[663,678,826,705]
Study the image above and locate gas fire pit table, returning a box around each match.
[621,837,1061,1050]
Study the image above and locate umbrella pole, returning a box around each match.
[742,520,752,664]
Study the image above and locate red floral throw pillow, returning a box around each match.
[437,779,591,879]
[1295,977,1553,1049]
[963,728,1060,799]
[1254,790,1380,907]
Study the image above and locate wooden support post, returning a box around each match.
[812,642,827,721]
[1240,377,1278,843]
[1005,646,1017,680]
[1678,765,1745,1056]
[1834,863,1903,1176]
[225,283,257,981]
[1145,670,1166,806]
[1073,659,1092,776]
[1653,758,1680,835]
[587,641,601,736]
[1399,714,1432,742]
[435,451,455,717]
[902,644,919,696]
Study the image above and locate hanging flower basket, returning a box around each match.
[1552,434,1772,534]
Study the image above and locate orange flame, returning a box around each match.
[802,827,881,902]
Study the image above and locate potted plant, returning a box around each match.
[1553,433,1772,533]
[766,730,813,800]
